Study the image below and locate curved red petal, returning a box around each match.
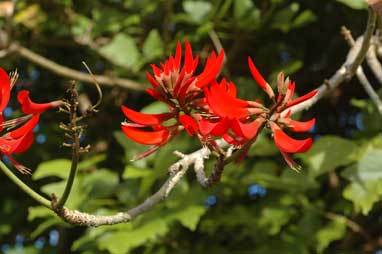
[280,150,302,172]
[8,114,40,139]
[196,50,225,88]
[179,114,199,136]
[184,40,194,73]
[198,118,230,137]
[174,41,182,70]
[273,129,312,153]
[13,132,34,154]
[17,90,62,114]
[286,118,315,132]
[146,71,159,88]
[248,57,275,99]
[286,89,318,108]
[0,136,23,154]
[205,81,249,118]
[121,125,169,145]
[121,105,173,126]
[0,67,11,112]
[231,118,261,140]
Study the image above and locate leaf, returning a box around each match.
[32,159,72,180]
[292,10,317,28]
[168,205,206,231]
[28,206,54,221]
[342,148,382,214]
[299,136,358,177]
[143,29,164,60]
[336,0,367,9]
[98,34,140,70]
[98,219,169,254]
[183,1,212,24]
[315,216,347,253]
[123,166,153,179]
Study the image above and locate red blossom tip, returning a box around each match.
[286,89,318,108]
[17,90,63,114]
[121,125,169,145]
[248,57,275,99]
[270,121,313,153]
[121,105,173,126]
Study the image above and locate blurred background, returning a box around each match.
[0,0,382,253]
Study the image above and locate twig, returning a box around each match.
[5,42,144,91]
[326,212,373,243]
[347,8,377,77]
[0,161,51,208]
[54,82,81,209]
[282,9,378,116]
[55,144,213,226]
[342,27,382,114]
[208,29,227,64]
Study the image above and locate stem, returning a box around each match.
[0,161,51,208]
[55,85,81,209]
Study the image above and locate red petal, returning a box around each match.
[196,50,225,88]
[179,114,199,136]
[174,41,182,70]
[121,105,173,126]
[248,57,275,99]
[199,118,230,136]
[132,145,162,161]
[121,125,169,145]
[231,118,261,140]
[280,150,302,172]
[285,118,315,132]
[0,67,11,112]
[13,132,34,154]
[146,71,159,88]
[151,64,162,77]
[17,90,62,114]
[184,40,194,73]
[286,89,318,108]
[146,88,164,101]
[8,114,40,139]
[270,122,312,153]
[205,80,248,118]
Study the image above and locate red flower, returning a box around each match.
[146,40,224,106]
[247,60,317,170]
[121,41,225,159]
[0,67,63,174]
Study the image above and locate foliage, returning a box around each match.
[0,0,381,254]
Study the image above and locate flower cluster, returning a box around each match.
[0,68,62,174]
[121,41,317,170]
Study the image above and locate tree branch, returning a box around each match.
[6,42,144,91]
[282,9,378,116]
[53,143,213,226]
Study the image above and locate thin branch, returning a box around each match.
[347,8,377,76]
[282,9,378,116]
[54,144,213,226]
[342,27,382,114]
[6,42,144,91]
[0,161,51,208]
[54,83,81,209]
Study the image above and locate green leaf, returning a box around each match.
[28,206,54,221]
[32,159,72,180]
[143,29,164,60]
[299,136,358,177]
[336,0,367,9]
[183,1,212,24]
[123,166,153,179]
[168,205,206,231]
[342,148,382,214]
[98,34,140,70]
[292,10,317,28]
[315,216,347,253]
[233,0,254,19]
[98,219,169,254]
